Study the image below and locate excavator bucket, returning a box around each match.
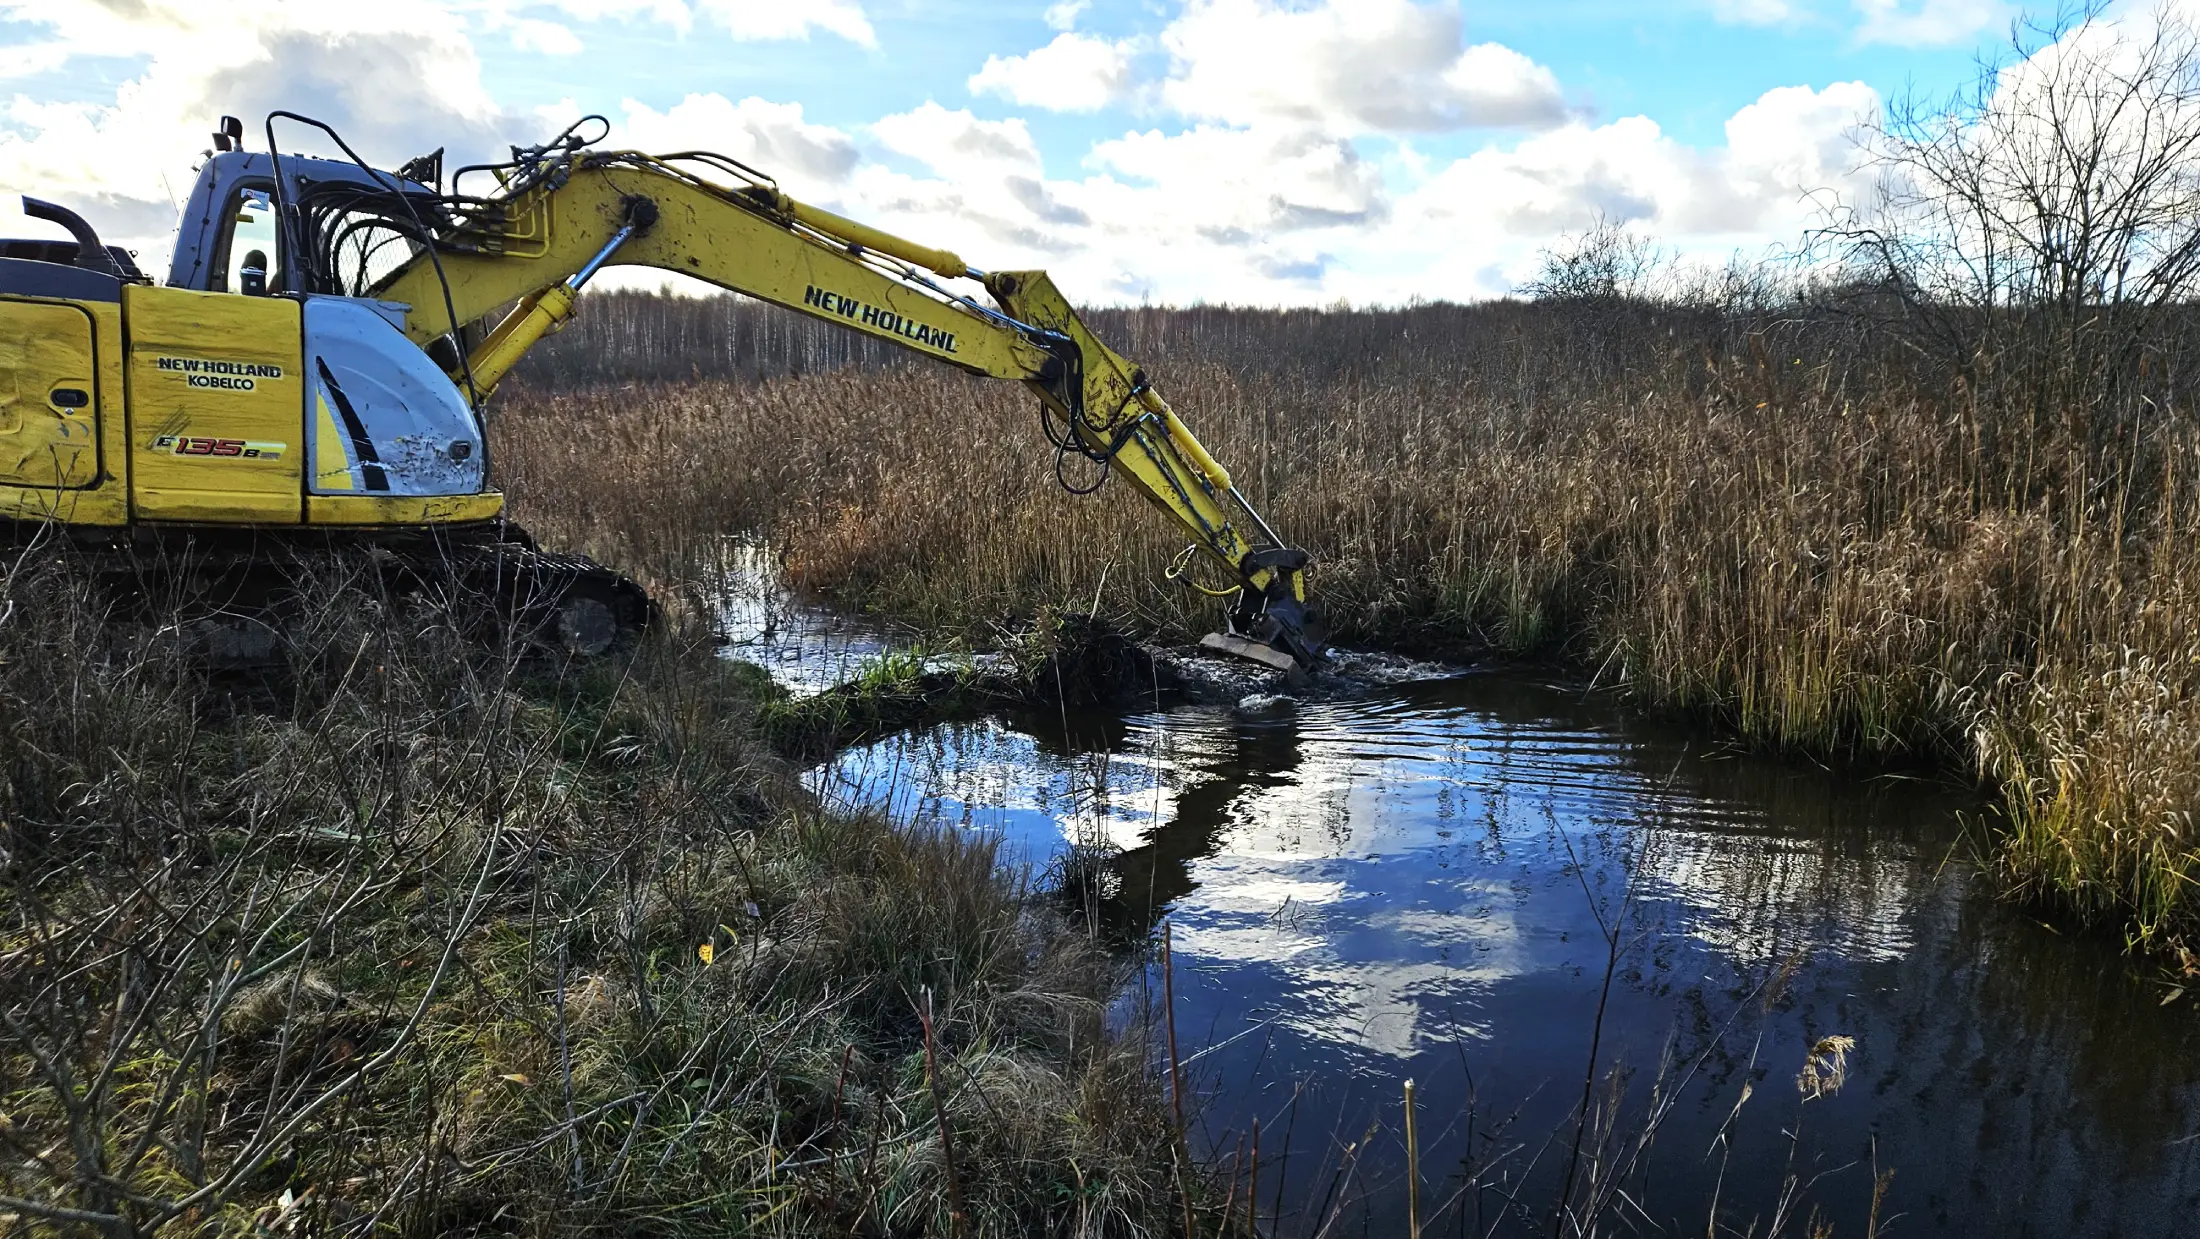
[1203,551,1325,675]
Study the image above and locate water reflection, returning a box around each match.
[810,668,2200,1237]
[710,544,898,692]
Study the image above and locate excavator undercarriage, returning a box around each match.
[8,520,653,665]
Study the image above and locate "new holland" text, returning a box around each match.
[802,286,958,354]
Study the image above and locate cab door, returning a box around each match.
[124,284,304,524]
[0,299,101,491]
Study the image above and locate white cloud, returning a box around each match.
[532,0,874,43]
[1402,81,1876,244]
[616,93,860,193]
[968,32,1135,112]
[812,120,1392,303]
[1089,125,1386,234]
[1711,0,1804,25]
[0,0,528,273]
[873,103,1042,176]
[1159,0,1567,134]
[509,18,584,56]
[1854,0,2010,47]
[1044,0,1089,31]
[1720,80,1879,220]
[838,104,1094,263]
[691,0,876,47]
[0,41,68,79]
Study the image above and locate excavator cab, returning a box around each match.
[0,141,498,531]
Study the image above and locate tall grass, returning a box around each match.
[0,554,1183,1234]
[496,294,2200,961]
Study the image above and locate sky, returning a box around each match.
[0,0,2136,305]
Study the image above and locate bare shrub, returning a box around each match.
[1518,215,1670,305]
[1829,3,2200,432]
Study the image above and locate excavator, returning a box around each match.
[0,112,1323,670]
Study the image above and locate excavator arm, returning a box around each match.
[373,146,1322,667]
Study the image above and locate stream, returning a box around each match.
[720,572,2200,1237]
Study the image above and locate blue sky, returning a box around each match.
[462,2,1992,147]
[0,1,2091,303]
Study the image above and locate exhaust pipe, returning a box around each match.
[21,196,122,278]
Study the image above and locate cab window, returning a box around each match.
[218,188,281,295]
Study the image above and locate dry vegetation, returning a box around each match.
[494,301,2200,963]
[499,12,2200,964]
[0,558,1187,1234]
[13,8,2200,1234]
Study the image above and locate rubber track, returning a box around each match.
[426,542,656,646]
[7,530,656,658]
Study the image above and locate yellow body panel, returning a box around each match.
[0,298,100,491]
[310,390,354,492]
[306,492,504,525]
[124,285,304,524]
[0,296,131,525]
[2,286,500,535]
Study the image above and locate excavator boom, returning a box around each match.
[371,142,1322,666]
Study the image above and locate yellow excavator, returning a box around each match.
[0,112,1322,669]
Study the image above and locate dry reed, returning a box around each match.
[497,295,2200,960]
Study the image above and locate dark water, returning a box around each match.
[807,667,2200,1238]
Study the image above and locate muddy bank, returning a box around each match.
[753,612,1461,764]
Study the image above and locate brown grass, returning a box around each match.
[497,296,2200,960]
[0,554,1185,1235]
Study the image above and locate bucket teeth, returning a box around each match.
[1199,631,1304,675]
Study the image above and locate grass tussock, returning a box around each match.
[497,296,2200,961]
[0,556,1184,1235]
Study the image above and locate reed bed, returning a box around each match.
[497,296,2200,962]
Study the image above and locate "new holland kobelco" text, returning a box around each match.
[156,356,286,391]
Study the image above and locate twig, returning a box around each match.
[830,1041,855,1168]
[1405,1076,1422,1239]
[1309,1121,1378,1239]
[1163,920,1196,1238]
[0,1193,125,1227]
[556,938,582,1194]
[1248,1116,1260,1239]
[918,987,968,1239]
[1220,1137,1244,1237]
[1271,1081,1302,1228]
